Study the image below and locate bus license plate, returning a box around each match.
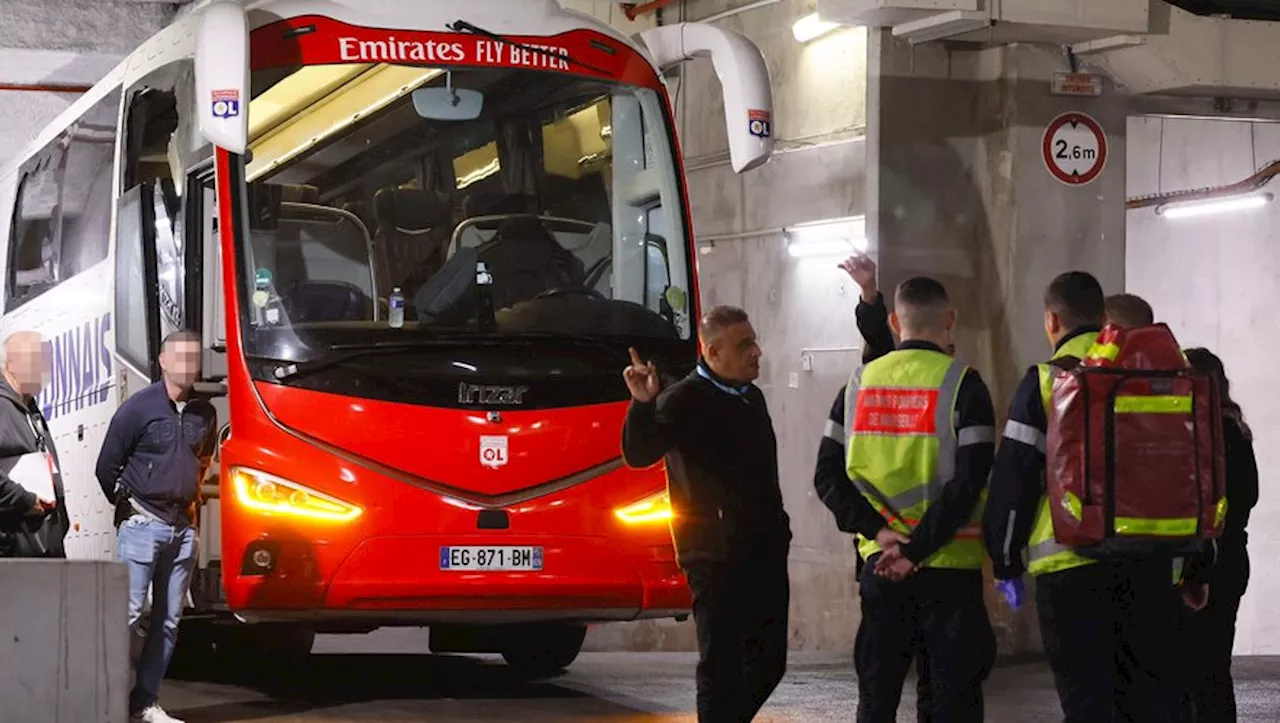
[439,546,543,571]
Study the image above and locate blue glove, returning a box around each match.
[997,578,1025,610]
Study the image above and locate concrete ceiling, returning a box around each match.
[0,0,183,88]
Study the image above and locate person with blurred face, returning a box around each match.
[620,305,791,722]
[0,330,69,558]
[96,330,217,723]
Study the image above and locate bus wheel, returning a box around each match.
[500,624,587,677]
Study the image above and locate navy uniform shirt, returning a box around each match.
[95,382,217,526]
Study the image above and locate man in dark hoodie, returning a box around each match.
[0,330,68,558]
[621,305,792,723]
[96,329,217,723]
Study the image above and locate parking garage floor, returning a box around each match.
[157,630,1280,722]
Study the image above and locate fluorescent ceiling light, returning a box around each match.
[793,13,839,43]
[786,216,867,258]
[1156,192,1274,220]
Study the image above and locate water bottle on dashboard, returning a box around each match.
[388,287,405,328]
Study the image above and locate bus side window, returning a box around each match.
[59,89,121,281]
[6,151,65,312]
[6,88,123,314]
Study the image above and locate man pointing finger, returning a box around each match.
[621,306,792,722]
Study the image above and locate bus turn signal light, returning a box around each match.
[614,492,673,524]
[231,467,362,523]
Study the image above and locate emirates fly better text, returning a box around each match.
[338,36,572,71]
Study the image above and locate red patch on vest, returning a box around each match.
[853,388,939,435]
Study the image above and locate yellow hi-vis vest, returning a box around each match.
[1022,331,1101,577]
[845,348,987,570]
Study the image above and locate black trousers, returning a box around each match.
[685,556,789,723]
[1037,560,1182,723]
[854,559,995,723]
[1180,551,1250,723]
[858,553,935,720]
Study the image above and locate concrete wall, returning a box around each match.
[0,0,177,167]
[865,33,1130,656]
[1126,115,1280,654]
[586,0,872,654]
[592,6,1133,658]
[0,560,131,722]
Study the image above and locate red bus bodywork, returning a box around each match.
[213,12,699,629]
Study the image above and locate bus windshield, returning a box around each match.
[237,63,693,371]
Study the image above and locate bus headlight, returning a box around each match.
[231,467,362,523]
[614,491,673,525]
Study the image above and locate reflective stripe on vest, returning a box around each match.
[845,349,988,570]
[1025,332,1101,577]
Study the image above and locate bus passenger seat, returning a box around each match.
[373,187,453,293]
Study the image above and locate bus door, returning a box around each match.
[114,65,229,612]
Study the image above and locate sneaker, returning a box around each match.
[130,705,185,723]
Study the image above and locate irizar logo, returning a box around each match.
[458,383,528,406]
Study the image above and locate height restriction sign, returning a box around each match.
[1042,112,1108,186]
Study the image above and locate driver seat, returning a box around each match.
[477,215,585,310]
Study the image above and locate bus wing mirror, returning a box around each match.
[640,22,774,174]
[195,1,250,154]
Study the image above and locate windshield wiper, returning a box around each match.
[265,340,487,381]
[263,333,642,382]
[447,19,611,76]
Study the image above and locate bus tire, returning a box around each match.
[500,624,587,677]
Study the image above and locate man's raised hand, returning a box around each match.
[623,347,661,403]
[839,253,878,303]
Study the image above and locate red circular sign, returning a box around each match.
[1042,112,1108,186]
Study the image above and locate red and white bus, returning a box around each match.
[0,0,773,672]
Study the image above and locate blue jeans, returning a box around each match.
[117,514,197,714]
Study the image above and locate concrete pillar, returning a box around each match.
[865,31,1128,655]
[0,560,131,722]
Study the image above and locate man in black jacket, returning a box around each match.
[96,330,217,723]
[0,330,68,558]
[621,305,791,723]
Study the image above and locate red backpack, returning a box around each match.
[1045,323,1227,559]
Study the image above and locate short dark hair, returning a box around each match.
[894,276,951,332]
[699,305,750,346]
[1044,271,1105,330]
[1104,293,1154,328]
[161,329,201,352]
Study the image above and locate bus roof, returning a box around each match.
[1,0,655,181]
